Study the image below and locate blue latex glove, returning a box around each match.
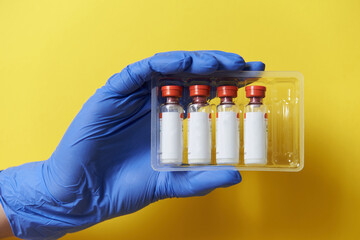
[0,51,265,239]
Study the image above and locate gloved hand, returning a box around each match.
[0,51,265,239]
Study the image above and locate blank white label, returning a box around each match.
[216,111,239,163]
[244,112,267,164]
[188,112,211,164]
[160,112,183,164]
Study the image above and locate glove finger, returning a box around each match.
[105,51,247,95]
[150,51,246,74]
[196,50,246,71]
[105,58,153,95]
[167,170,241,198]
[105,51,191,95]
[182,52,219,74]
[243,61,266,71]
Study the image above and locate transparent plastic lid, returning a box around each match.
[151,71,304,172]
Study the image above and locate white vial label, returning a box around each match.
[160,112,183,164]
[216,111,239,164]
[188,112,211,164]
[244,112,267,164]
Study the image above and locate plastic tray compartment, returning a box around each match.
[151,71,304,172]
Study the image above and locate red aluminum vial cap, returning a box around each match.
[161,85,182,97]
[245,85,266,98]
[217,86,238,98]
[189,85,210,97]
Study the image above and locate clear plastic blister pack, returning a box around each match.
[151,71,304,172]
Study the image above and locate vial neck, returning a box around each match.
[166,97,180,104]
[220,97,234,105]
[192,96,207,104]
[248,97,263,105]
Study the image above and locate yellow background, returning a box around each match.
[1,0,359,239]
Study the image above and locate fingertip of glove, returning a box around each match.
[229,55,246,71]
[218,170,242,188]
[244,61,266,71]
[200,170,241,188]
[204,51,246,71]
[233,170,242,184]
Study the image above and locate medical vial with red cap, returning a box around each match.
[244,85,267,164]
[187,85,212,164]
[159,85,183,165]
[216,86,240,164]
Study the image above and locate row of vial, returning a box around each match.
[160,84,267,165]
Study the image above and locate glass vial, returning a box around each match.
[159,85,183,165]
[216,86,239,164]
[244,85,267,164]
[187,85,212,164]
